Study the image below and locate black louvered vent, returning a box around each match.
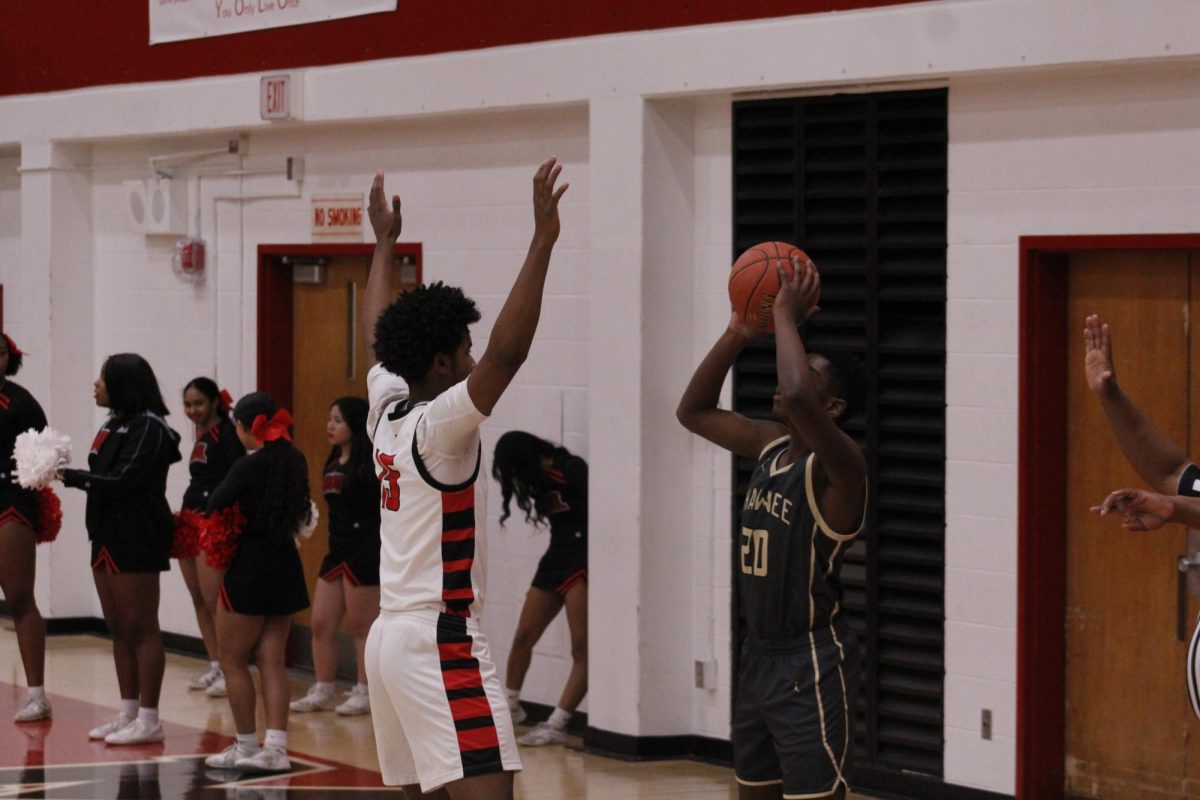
[732,89,947,782]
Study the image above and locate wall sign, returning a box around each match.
[311,194,365,242]
[150,0,397,45]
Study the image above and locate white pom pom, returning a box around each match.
[296,499,319,542]
[14,428,72,489]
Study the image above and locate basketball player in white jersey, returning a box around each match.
[360,159,567,800]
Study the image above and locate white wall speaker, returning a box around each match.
[145,177,188,235]
[123,180,149,234]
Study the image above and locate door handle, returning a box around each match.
[347,281,358,380]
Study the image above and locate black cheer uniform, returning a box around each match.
[319,456,381,586]
[0,380,49,532]
[207,445,310,616]
[62,413,182,573]
[732,436,866,799]
[182,418,245,513]
[530,454,588,596]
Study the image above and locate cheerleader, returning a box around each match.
[61,354,182,745]
[175,377,245,698]
[0,334,58,723]
[492,431,589,746]
[202,392,310,773]
[291,397,380,716]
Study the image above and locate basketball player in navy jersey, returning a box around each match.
[677,257,868,800]
[361,159,566,800]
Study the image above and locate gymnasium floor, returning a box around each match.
[0,626,866,799]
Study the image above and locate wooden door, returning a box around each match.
[290,256,375,628]
[1064,250,1200,798]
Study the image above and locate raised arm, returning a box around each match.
[363,173,404,366]
[773,257,866,531]
[676,314,785,459]
[465,158,567,416]
[1085,314,1190,494]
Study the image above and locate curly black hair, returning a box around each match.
[818,349,868,428]
[375,282,481,383]
[232,392,311,542]
[103,353,170,418]
[492,430,568,527]
[2,334,22,376]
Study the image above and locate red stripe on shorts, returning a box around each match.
[456,725,500,752]
[438,641,474,662]
[442,668,485,691]
[449,695,494,722]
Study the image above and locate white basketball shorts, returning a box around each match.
[365,608,522,792]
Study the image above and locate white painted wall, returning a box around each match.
[0,153,18,285]
[942,61,1200,795]
[5,0,1200,794]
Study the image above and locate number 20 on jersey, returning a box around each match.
[740,527,768,576]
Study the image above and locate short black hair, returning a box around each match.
[2,334,22,376]
[231,391,277,430]
[103,353,169,418]
[375,282,481,383]
[818,349,867,427]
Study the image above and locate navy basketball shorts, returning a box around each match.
[733,627,861,798]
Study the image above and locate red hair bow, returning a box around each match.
[218,389,233,413]
[251,409,293,443]
[4,335,22,357]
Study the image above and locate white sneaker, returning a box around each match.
[205,743,258,769]
[290,684,336,712]
[105,717,165,745]
[89,712,134,740]
[509,703,526,726]
[335,686,371,716]
[517,721,567,747]
[235,745,291,772]
[205,676,227,698]
[188,665,223,690]
[14,695,51,723]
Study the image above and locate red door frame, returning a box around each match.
[257,243,422,411]
[1017,233,1200,798]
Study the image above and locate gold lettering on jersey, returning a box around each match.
[739,527,769,577]
[742,488,793,525]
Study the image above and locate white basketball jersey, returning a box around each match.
[367,365,489,618]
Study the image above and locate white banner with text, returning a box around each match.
[150,0,397,45]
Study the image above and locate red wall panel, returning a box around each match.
[3,1,926,98]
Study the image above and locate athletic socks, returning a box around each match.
[120,699,139,717]
[547,706,572,730]
[27,686,45,700]
[236,732,259,755]
[264,729,288,750]
[505,687,521,705]
[137,707,159,725]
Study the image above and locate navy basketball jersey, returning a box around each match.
[738,436,865,641]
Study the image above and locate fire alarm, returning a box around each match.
[173,237,206,284]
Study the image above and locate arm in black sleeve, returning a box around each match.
[18,394,48,435]
[62,418,166,497]
[207,455,256,515]
[564,456,588,514]
[220,424,247,467]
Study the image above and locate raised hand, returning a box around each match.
[531,157,568,245]
[727,311,763,342]
[1090,487,1173,532]
[1084,314,1116,395]
[368,172,403,243]
[772,253,820,327]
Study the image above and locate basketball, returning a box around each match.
[728,241,814,334]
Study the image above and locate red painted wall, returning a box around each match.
[3,1,926,98]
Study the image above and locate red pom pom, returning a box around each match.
[200,504,246,569]
[171,509,205,559]
[34,487,62,544]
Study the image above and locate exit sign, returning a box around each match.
[261,74,293,120]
